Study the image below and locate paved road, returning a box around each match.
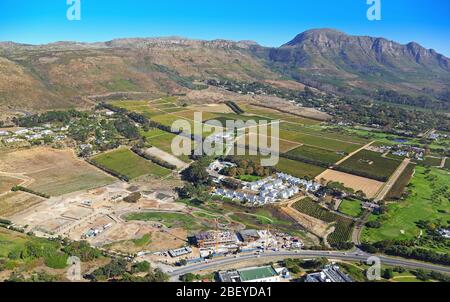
[169,250,450,278]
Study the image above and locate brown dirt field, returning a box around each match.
[0,192,45,218]
[316,169,384,199]
[0,147,115,196]
[264,80,306,91]
[0,175,22,194]
[104,222,187,253]
[189,103,233,114]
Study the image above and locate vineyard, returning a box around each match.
[292,198,354,247]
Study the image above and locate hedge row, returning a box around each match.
[225,101,244,114]
[11,186,50,199]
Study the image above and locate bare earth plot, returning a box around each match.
[0,175,22,194]
[0,192,45,218]
[0,147,115,196]
[144,147,189,170]
[316,169,384,199]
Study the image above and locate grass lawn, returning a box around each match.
[91,148,171,179]
[338,199,363,217]
[362,166,450,247]
[236,175,263,182]
[124,212,205,231]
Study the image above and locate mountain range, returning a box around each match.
[1,29,449,112]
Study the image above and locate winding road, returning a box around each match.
[168,250,450,279]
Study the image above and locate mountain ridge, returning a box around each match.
[1,29,449,112]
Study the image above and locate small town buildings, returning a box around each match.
[304,265,353,282]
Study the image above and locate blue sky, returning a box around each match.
[1,0,449,56]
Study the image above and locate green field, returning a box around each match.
[338,199,363,217]
[337,150,401,181]
[0,228,66,271]
[445,158,450,170]
[362,166,450,250]
[124,211,205,231]
[286,145,344,164]
[276,158,326,179]
[91,148,171,179]
[292,198,354,246]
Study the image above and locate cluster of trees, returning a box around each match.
[372,89,450,111]
[114,117,140,140]
[62,240,102,262]
[14,110,88,128]
[86,259,168,282]
[282,257,329,274]
[11,186,50,199]
[220,156,275,178]
[361,240,450,266]
[131,146,177,170]
[181,157,211,185]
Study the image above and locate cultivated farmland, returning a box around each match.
[386,163,416,200]
[91,147,171,180]
[292,198,354,246]
[337,150,401,181]
[276,158,326,179]
[286,145,344,165]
